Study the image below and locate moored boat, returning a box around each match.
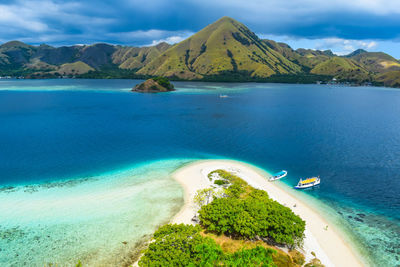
[294,176,320,189]
[269,170,287,181]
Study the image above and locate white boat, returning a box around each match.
[294,176,320,189]
[219,94,229,98]
[269,170,287,181]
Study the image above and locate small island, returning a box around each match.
[134,160,364,267]
[132,77,175,93]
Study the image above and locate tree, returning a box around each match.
[193,188,216,210]
[139,224,277,267]
[199,179,305,247]
[224,246,276,267]
[152,76,174,90]
[138,224,221,266]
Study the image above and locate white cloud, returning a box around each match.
[0,0,114,36]
[315,38,378,55]
[209,0,400,17]
[106,29,193,45]
[149,34,193,46]
[259,34,383,55]
[0,3,48,32]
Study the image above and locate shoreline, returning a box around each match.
[171,159,365,267]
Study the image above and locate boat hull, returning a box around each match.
[294,179,320,189]
[269,170,287,181]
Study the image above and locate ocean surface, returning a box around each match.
[0,79,399,266]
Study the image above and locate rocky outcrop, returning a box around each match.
[132,78,175,93]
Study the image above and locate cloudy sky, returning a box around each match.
[1,0,399,57]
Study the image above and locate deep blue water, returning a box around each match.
[0,79,399,266]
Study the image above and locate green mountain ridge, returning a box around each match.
[348,51,400,73]
[0,16,399,87]
[137,17,302,79]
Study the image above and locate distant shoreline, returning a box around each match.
[171,159,365,267]
[0,77,395,91]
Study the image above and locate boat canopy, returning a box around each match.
[274,171,286,176]
[299,177,317,184]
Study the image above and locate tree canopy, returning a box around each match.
[152,76,174,90]
[138,224,276,267]
[199,171,305,246]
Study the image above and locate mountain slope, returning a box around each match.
[262,40,333,71]
[0,41,170,75]
[0,41,37,66]
[347,50,400,73]
[56,61,95,75]
[311,57,371,82]
[137,17,302,79]
[112,42,171,70]
[376,71,400,87]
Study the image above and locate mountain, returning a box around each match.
[345,49,367,57]
[262,40,333,71]
[137,17,302,79]
[132,77,175,93]
[346,51,400,73]
[310,57,371,82]
[0,41,170,76]
[0,16,400,87]
[112,42,171,70]
[0,41,36,66]
[376,71,400,87]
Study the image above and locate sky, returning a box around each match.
[0,0,399,58]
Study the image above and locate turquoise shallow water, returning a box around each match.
[0,79,399,266]
[0,159,190,266]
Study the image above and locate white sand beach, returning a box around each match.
[171,159,364,267]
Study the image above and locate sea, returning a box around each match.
[0,79,399,266]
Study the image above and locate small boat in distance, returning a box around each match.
[294,176,320,189]
[219,94,229,98]
[269,170,287,181]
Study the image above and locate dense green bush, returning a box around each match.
[139,224,219,266]
[139,224,276,267]
[199,175,305,246]
[225,182,246,198]
[214,179,228,185]
[224,246,276,266]
[152,76,174,90]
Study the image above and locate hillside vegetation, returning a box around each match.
[56,61,94,75]
[348,50,400,73]
[310,57,372,83]
[0,16,399,87]
[376,71,400,87]
[137,17,301,79]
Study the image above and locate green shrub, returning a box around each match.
[199,179,305,246]
[225,182,245,198]
[152,76,174,90]
[289,250,306,266]
[214,179,228,185]
[139,224,220,266]
[224,246,276,266]
[139,224,276,267]
[209,169,249,198]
